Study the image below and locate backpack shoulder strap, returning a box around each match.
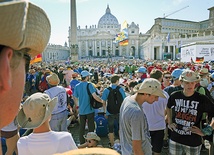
[116,86,121,91]
[107,87,112,91]
[86,83,91,95]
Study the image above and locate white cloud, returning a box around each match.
[172,0,185,5]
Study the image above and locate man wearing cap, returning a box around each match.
[136,66,147,83]
[167,70,214,154]
[44,73,68,132]
[73,70,104,144]
[17,93,77,155]
[0,0,50,130]
[70,72,80,94]
[119,78,167,155]
[164,68,184,96]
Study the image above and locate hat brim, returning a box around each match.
[82,73,92,78]
[179,76,200,82]
[46,75,60,86]
[83,134,101,141]
[0,1,51,57]
[137,88,167,98]
[17,97,57,129]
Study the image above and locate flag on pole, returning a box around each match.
[113,20,128,46]
[195,57,204,63]
[166,32,170,43]
[30,54,42,64]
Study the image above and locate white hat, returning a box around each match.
[0,0,51,57]
[134,78,167,98]
[179,70,200,82]
[83,132,100,141]
[17,93,57,129]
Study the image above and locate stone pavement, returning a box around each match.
[68,124,209,155]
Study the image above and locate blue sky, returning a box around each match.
[31,0,213,45]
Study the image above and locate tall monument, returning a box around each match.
[70,0,78,62]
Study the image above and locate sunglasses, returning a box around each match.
[13,49,31,73]
[164,76,171,79]
[87,139,94,143]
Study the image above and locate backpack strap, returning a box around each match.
[86,83,93,110]
[86,83,91,95]
[116,86,121,91]
[107,87,112,91]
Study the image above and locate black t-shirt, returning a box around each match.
[167,90,214,147]
[164,85,183,96]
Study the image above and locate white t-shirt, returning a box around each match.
[17,131,77,155]
[45,86,67,114]
[142,91,169,131]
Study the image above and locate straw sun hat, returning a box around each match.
[54,148,120,155]
[84,132,101,141]
[179,70,200,82]
[0,0,51,57]
[46,73,60,86]
[17,93,57,129]
[133,78,167,98]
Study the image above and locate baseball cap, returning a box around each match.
[136,67,147,73]
[81,70,92,77]
[171,69,183,80]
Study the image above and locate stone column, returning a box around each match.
[70,0,78,61]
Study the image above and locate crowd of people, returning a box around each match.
[3,55,214,155]
[2,0,214,155]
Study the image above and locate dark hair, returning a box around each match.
[0,45,5,52]
[150,69,163,80]
[81,76,87,81]
[110,75,120,83]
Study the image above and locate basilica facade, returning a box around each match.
[71,5,145,59]
[43,5,214,62]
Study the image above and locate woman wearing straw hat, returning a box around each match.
[17,93,77,155]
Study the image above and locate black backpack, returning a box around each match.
[86,83,103,109]
[107,86,123,114]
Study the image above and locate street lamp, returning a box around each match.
[107,46,110,64]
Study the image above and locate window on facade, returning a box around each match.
[132,40,135,44]
[131,30,135,33]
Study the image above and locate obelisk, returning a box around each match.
[70,0,78,62]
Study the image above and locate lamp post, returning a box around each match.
[107,46,110,64]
